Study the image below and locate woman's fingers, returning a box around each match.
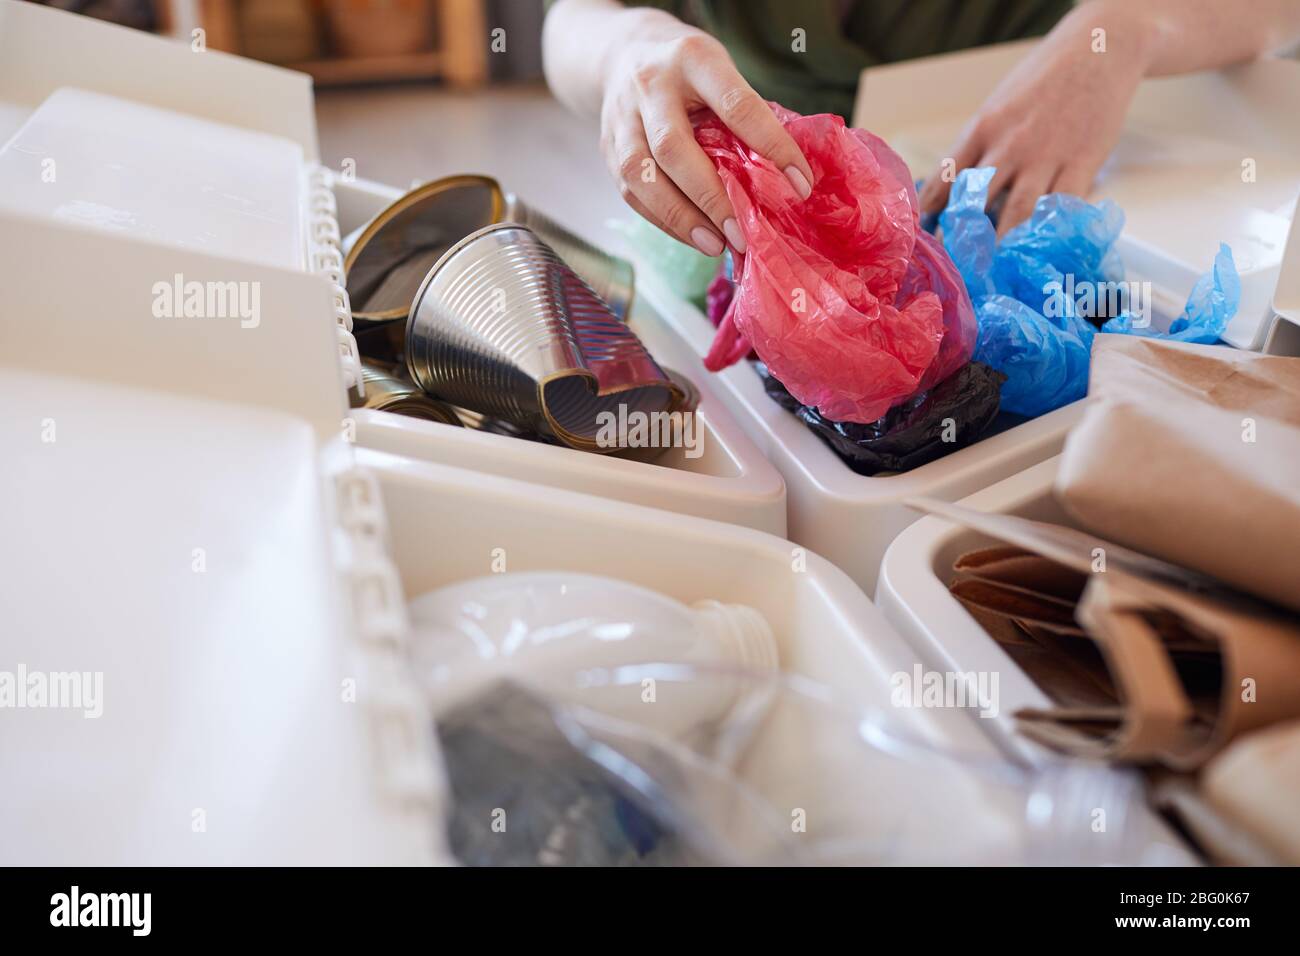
[606,115,725,256]
[639,93,746,252]
[1049,161,1098,199]
[997,165,1056,237]
[618,188,671,236]
[919,122,985,215]
[686,55,813,199]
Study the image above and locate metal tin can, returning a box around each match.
[502,191,635,321]
[343,174,505,325]
[344,175,636,326]
[405,222,679,452]
[350,361,463,427]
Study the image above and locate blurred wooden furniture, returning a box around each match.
[157,0,488,87]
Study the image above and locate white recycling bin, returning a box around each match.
[875,458,1086,768]
[0,0,787,537]
[638,277,1086,597]
[637,41,1300,595]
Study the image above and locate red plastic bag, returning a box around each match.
[697,104,976,424]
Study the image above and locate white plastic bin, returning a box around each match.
[637,41,1300,594]
[0,368,450,866]
[1266,191,1300,355]
[638,277,1086,596]
[0,206,1049,863]
[876,456,1105,768]
[875,457,1226,861]
[335,178,787,535]
[359,447,1194,865]
[0,0,787,536]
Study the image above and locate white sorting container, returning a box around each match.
[0,0,786,537]
[638,41,1300,595]
[876,457,1103,767]
[1268,187,1300,355]
[359,446,1194,865]
[0,368,451,866]
[0,207,1057,864]
[638,278,1086,597]
[876,458,1202,860]
[0,356,1179,863]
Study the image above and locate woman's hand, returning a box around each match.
[597,12,814,256]
[918,4,1154,235]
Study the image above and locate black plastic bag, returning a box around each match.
[758,360,1005,475]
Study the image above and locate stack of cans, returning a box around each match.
[343,175,693,455]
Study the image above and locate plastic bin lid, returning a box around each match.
[854,40,1300,351]
[0,87,308,271]
[0,0,350,437]
[0,2,445,864]
[0,368,437,865]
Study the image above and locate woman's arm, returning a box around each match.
[542,0,813,257]
[1137,0,1300,75]
[919,0,1300,232]
[542,0,657,119]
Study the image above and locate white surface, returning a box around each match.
[0,371,440,865]
[857,41,1300,352]
[637,274,1085,595]
[1269,191,1300,355]
[0,88,307,271]
[337,177,789,535]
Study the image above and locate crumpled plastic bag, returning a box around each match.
[698,104,977,424]
[758,360,1005,475]
[940,167,1241,417]
[1101,243,1241,344]
[705,268,735,327]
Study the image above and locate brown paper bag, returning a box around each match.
[1018,572,1300,768]
[1056,336,1300,612]
[918,499,1300,768]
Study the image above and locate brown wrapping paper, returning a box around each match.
[1056,336,1300,612]
[1019,572,1300,769]
[919,500,1300,769]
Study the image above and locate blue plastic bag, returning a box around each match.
[1101,243,1241,344]
[939,167,1240,417]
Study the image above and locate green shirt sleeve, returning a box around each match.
[607,0,1073,120]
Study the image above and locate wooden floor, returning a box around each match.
[315,81,627,244]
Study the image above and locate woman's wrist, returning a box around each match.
[596,7,692,92]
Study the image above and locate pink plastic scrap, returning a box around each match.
[697,104,976,424]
